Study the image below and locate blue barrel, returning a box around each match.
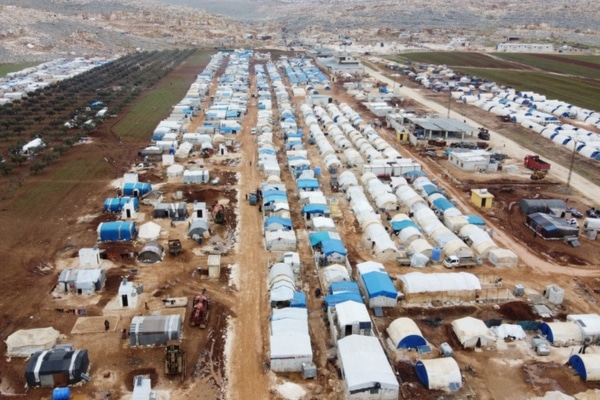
[314,166,321,177]
[431,247,442,262]
[53,387,71,400]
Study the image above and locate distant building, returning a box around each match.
[496,43,554,53]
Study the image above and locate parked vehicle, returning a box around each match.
[524,155,551,171]
[530,170,547,180]
[443,255,482,269]
[587,208,599,218]
[567,208,583,218]
[190,289,211,329]
[248,192,258,206]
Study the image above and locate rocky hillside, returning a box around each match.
[1,0,599,62]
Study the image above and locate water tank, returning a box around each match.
[52,387,71,400]
[314,166,321,177]
[431,247,442,262]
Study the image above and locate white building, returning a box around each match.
[497,43,554,53]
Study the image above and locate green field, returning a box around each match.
[493,53,600,79]
[391,52,600,111]
[0,62,40,77]
[112,50,214,142]
[391,52,525,69]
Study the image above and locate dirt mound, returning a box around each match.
[499,301,537,321]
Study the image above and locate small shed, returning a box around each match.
[137,242,164,264]
[471,188,494,209]
[451,316,496,348]
[129,315,182,347]
[569,354,600,382]
[337,335,399,400]
[6,327,61,357]
[415,358,462,391]
[387,318,427,349]
[132,375,156,400]
[207,254,221,279]
[119,277,139,308]
[25,348,90,388]
[78,247,101,267]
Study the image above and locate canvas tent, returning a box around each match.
[337,335,399,400]
[415,358,462,391]
[6,327,61,357]
[97,221,136,242]
[137,241,164,264]
[451,317,496,348]
[188,219,210,240]
[387,318,426,349]
[539,321,584,346]
[397,272,481,304]
[137,221,162,241]
[25,348,90,388]
[57,268,106,295]
[330,300,372,340]
[129,315,182,347]
[569,354,600,382]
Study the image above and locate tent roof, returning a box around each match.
[451,317,495,345]
[567,314,600,337]
[264,216,293,229]
[270,334,312,358]
[387,318,426,349]
[337,335,399,392]
[399,272,481,294]
[6,327,61,357]
[415,358,462,391]
[336,301,371,327]
[362,271,397,299]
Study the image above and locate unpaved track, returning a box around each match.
[226,64,270,400]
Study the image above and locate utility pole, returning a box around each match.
[447,90,451,118]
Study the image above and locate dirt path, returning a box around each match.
[226,63,270,400]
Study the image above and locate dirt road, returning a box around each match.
[226,69,270,399]
[364,66,600,204]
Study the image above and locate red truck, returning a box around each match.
[524,155,551,171]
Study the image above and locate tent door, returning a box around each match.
[481,198,487,207]
[126,209,132,218]
[476,337,481,348]
[122,294,129,307]
[133,189,140,198]
[345,325,352,336]
[77,289,82,295]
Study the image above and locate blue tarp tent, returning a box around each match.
[421,184,441,196]
[309,231,336,246]
[264,216,293,230]
[391,220,421,232]
[321,239,347,257]
[262,190,287,198]
[302,204,330,215]
[122,182,152,197]
[290,292,306,308]
[330,281,360,295]
[324,292,364,308]
[98,221,136,242]
[362,271,397,301]
[432,197,455,212]
[104,197,139,213]
[466,215,485,225]
[297,179,320,190]
[263,194,288,206]
[568,354,600,382]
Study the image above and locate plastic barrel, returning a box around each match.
[431,247,442,262]
[52,387,71,400]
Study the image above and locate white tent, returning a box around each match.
[319,264,351,289]
[387,318,426,349]
[175,141,194,159]
[540,321,583,347]
[138,221,162,241]
[487,248,519,267]
[166,163,184,178]
[270,308,312,372]
[265,230,297,251]
[490,324,526,340]
[311,216,336,232]
[567,314,600,343]
[333,301,372,339]
[415,358,462,391]
[337,335,399,399]
[6,327,61,357]
[451,317,496,348]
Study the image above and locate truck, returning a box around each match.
[248,192,258,206]
[164,340,186,379]
[524,155,551,171]
[443,255,482,269]
[189,289,211,329]
[168,239,182,256]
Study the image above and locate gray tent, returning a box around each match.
[129,315,181,347]
[520,199,567,216]
[137,241,164,264]
[25,348,89,387]
[153,202,188,221]
[188,219,210,239]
